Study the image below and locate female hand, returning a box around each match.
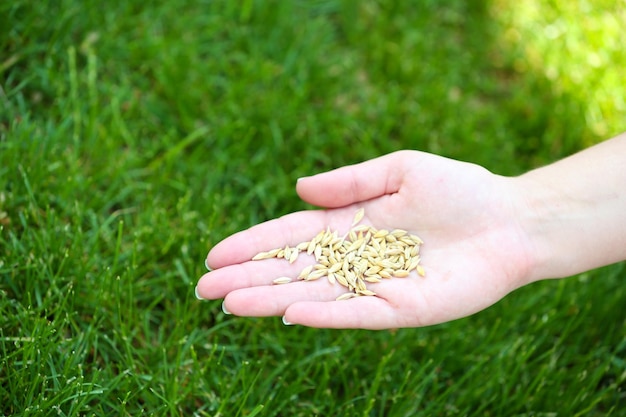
[195,150,534,329]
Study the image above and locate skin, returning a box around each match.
[195,132,626,330]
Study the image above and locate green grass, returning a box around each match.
[1,0,625,415]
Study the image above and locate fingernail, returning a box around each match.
[204,258,212,271]
[221,302,231,315]
[282,316,294,326]
[194,286,205,300]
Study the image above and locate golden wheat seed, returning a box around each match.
[378,269,392,278]
[284,245,293,260]
[403,257,412,270]
[336,292,359,301]
[314,244,322,260]
[320,231,333,247]
[345,238,364,253]
[380,259,399,269]
[307,269,327,281]
[344,270,357,287]
[357,241,368,257]
[335,273,349,287]
[408,256,421,271]
[306,240,316,255]
[355,278,367,292]
[385,248,404,256]
[393,269,410,278]
[251,251,270,261]
[352,224,370,233]
[341,259,351,277]
[371,229,386,238]
[331,239,344,251]
[252,248,283,260]
[391,229,407,238]
[298,265,313,279]
[273,277,292,285]
[385,234,397,243]
[352,207,365,226]
[410,234,424,245]
[312,229,325,243]
[355,258,368,274]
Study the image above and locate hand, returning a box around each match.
[195,150,534,329]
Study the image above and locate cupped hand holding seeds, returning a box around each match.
[196,133,626,329]
[196,150,533,329]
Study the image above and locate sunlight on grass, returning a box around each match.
[495,0,626,142]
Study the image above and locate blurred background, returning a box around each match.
[1,0,625,415]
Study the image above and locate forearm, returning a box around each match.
[516,132,626,282]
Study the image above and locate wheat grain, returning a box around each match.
[288,248,299,264]
[336,292,359,301]
[352,207,365,226]
[251,208,425,299]
[251,251,271,261]
[393,269,410,278]
[296,266,312,280]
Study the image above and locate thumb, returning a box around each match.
[296,151,408,208]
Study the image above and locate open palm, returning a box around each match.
[196,150,534,329]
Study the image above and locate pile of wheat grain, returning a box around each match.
[252,208,424,300]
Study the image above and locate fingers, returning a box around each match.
[221,286,417,330]
[220,281,404,329]
[296,151,409,208]
[221,279,343,316]
[206,207,363,269]
[283,297,401,329]
[197,253,420,329]
[206,211,326,269]
[198,266,431,329]
[197,254,316,299]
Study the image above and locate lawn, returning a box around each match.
[1,0,625,415]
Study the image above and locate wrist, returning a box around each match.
[511,173,572,283]
[513,152,626,282]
